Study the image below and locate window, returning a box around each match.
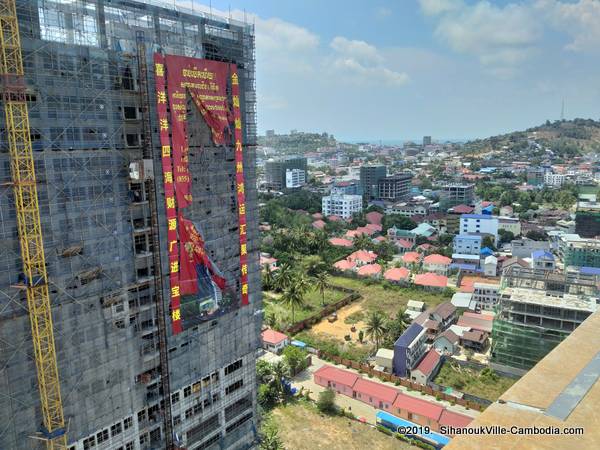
[185,408,193,419]
[184,386,192,398]
[139,433,148,445]
[124,416,133,430]
[123,106,138,120]
[225,379,243,395]
[96,429,109,443]
[171,392,180,403]
[83,436,96,450]
[173,415,181,425]
[138,409,147,423]
[111,422,122,436]
[125,442,134,450]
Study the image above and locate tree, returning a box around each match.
[365,311,387,351]
[257,359,273,385]
[274,264,294,292]
[262,264,276,291]
[317,388,337,414]
[258,383,278,408]
[260,426,284,450]
[314,271,329,306]
[353,233,373,251]
[498,229,514,245]
[282,345,307,376]
[481,235,496,251]
[302,255,326,277]
[383,308,410,348]
[270,360,290,397]
[281,281,307,323]
[382,214,417,233]
[358,330,364,343]
[264,312,278,330]
[526,230,547,241]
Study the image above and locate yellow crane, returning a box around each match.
[0,0,67,448]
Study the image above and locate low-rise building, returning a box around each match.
[472,283,500,311]
[433,330,460,355]
[411,349,443,385]
[322,193,363,219]
[461,330,489,352]
[375,348,395,372]
[532,250,555,271]
[406,300,426,320]
[384,267,411,284]
[483,255,498,277]
[414,273,449,290]
[511,238,550,258]
[261,329,290,353]
[423,254,452,275]
[393,323,428,377]
[453,234,482,255]
[460,214,499,244]
[498,216,521,236]
[314,365,359,397]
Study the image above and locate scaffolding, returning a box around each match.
[0,1,261,449]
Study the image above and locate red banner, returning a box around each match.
[231,67,249,306]
[164,55,231,209]
[153,53,182,334]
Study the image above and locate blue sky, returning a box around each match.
[186,0,600,141]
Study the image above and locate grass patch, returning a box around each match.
[433,361,517,402]
[329,276,450,317]
[294,330,372,362]
[343,310,365,324]
[264,287,346,327]
[269,401,410,450]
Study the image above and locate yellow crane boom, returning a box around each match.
[0,0,67,448]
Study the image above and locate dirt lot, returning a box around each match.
[270,402,410,450]
[310,303,371,347]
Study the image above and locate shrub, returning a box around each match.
[394,380,400,386]
[317,388,337,414]
[377,425,393,436]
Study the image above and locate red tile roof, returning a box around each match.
[314,365,359,387]
[353,378,399,403]
[452,204,474,214]
[457,312,493,333]
[413,349,441,377]
[384,267,410,282]
[261,329,288,345]
[328,215,343,222]
[334,259,356,271]
[439,410,473,428]
[329,237,353,248]
[312,220,326,230]
[424,254,452,265]
[348,250,378,263]
[366,223,383,232]
[357,263,382,277]
[414,273,448,288]
[366,211,383,225]
[402,252,422,264]
[397,239,414,249]
[393,392,444,421]
[312,212,324,219]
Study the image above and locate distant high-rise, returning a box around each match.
[423,136,432,146]
[0,2,261,449]
[265,129,275,138]
[265,156,308,191]
[378,173,413,202]
[575,200,600,238]
[439,183,475,210]
[360,165,387,200]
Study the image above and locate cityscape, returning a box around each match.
[0,1,599,450]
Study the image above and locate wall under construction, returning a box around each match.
[0,1,261,449]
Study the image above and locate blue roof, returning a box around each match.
[461,214,494,219]
[532,250,554,260]
[480,247,494,256]
[580,267,600,275]
[291,340,306,348]
[395,323,424,348]
[376,411,450,447]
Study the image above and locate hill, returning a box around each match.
[462,118,600,158]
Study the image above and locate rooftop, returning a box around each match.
[314,365,359,387]
[461,214,497,220]
[395,323,425,348]
[501,287,598,313]
[413,349,442,376]
[424,254,452,265]
[353,378,399,403]
[414,273,448,288]
[261,329,289,345]
[393,392,444,421]
[446,311,600,450]
[384,267,410,282]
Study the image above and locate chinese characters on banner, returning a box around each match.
[153,53,182,334]
[153,53,250,333]
[231,67,250,306]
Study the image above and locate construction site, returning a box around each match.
[0,1,261,449]
[491,267,599,375]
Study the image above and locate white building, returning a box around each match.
[544,172,566,187]
[472,282,500,311]
[285,168,306,188]
[322,193,362,219]
[483,255,498,277]
[498,216,521,236]
[460,214,499,244]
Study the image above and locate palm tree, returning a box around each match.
[270,360,290,398]
[314,271,329,306]
[281,281,307,323]
[365,311,387,351]
[262,263,276,291]
[264,312,277,329]
[353,233,372,251]
[274,264,293,292]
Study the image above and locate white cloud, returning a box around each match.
[535,0,600,52]
[419,0,464,16]
[421,1,541,76]
[329,36,409,86]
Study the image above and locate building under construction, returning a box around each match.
[491,267,598,375]
[0,1,261,449]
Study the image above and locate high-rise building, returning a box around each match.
[575,200,600,238]
[0,2,261,450]
[491,267,598,375]
[439,183,475,210]
[422,136,432,146]
[264,156,307,191]
[360,165,386,200]
[560,234,600,268]
[322,194,363,219]
[377,173,412,201]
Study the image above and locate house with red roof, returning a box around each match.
[353,378,399,412]
[417,243,436,253]
[261,329,289,354]
[450,204,474,214]
[384,267,410,284]
[423,254,452,275]
[410,349,442,385]
[365,223,383,233]
[357,263,382,278]
[414,273,448,290]
[333,259,356,272]
[366,211,383,225]
[439,410,473,435]
[329,237,353,248]
[314,365,359,397]
[402,251,422,266]
[328,215,343,222]
[312,212,324,220]
[347,250,378,266]
[392,392,445,431]
[260,254,278,272]
[312,219,326,230]
[457,311,494,333]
